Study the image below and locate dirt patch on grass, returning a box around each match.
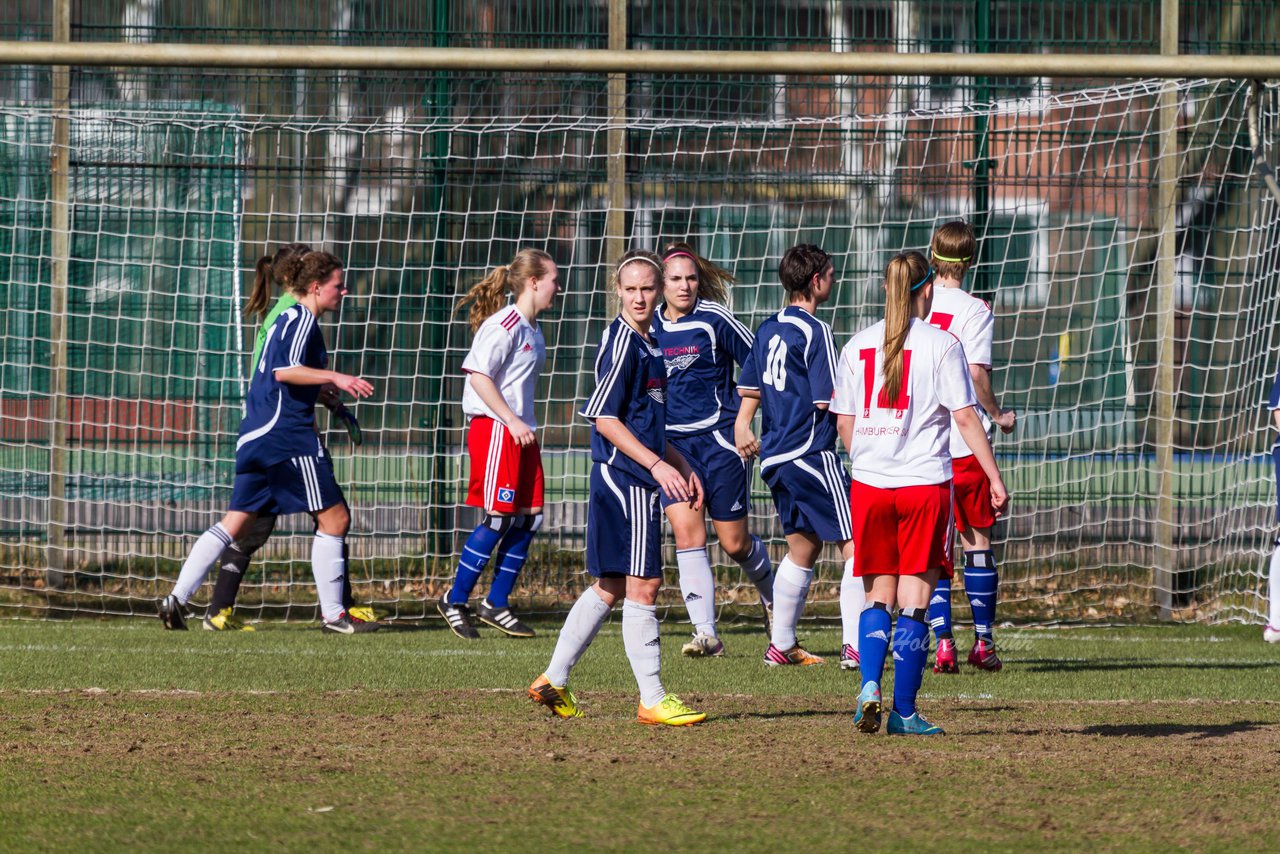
[3,690,1279,850]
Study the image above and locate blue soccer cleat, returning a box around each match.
[887,710,945,736]
[854,681,882,734]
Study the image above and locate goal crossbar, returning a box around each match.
[2,41,1280,79]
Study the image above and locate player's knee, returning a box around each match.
[518,512,544,533]
[317,504,350,537]
[720,531,752,560]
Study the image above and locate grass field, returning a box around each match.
[2,617,1279,851]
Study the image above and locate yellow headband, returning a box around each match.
[932,251,972,264]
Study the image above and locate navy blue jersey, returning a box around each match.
[653,298,754,435]
[580,316,667,486]
[738,305,839,472]
[236,304,327,470]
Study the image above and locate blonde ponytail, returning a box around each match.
[456,248,553,332]
[881,250,931,405]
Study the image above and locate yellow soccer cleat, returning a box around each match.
[346,605,383,624]
[202,607,255,632]
[528,674,583,719]
[637,694,706,727]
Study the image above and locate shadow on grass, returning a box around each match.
[714,709,850,721]
[1017,659,1276,673]
[1075,720,1272,739]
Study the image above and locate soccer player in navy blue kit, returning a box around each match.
[529,250,707,725]
[1265,367,1280,643]
[653,242,774,656]
[158,250,377,634]
[737,244,864,667]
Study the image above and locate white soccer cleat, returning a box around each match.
[1264,624,1280,644]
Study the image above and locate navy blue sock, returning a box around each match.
[448,518,506,605]
[486,517,540,608]
[891,610,930,718]
[927,576,953,640]
[858,603,892,689]
[964,550,998,643]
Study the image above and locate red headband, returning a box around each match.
[663,250,696,263]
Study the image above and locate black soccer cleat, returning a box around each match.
[477,599,536,638]
[437,597,481,640]
[157,594,188,631]
[320,612,381,634]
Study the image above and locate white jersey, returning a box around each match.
[832,318,977,488]
[461,305,546,428]
[927,286,994,459]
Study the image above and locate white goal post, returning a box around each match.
[1,39,1279,625]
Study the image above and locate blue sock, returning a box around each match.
[486,521,538,609]
[858,603,892,689]
[891,611,930,718]
[927,576,953,640]
[447,518,506,605]
[964,550,998,643]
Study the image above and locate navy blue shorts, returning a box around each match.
[587,463,662,578]
[229,453,345,516]
[761,449,853,542]
[662,426,750,521]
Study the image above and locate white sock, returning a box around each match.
[677,548,717,637]
[840,557,865,650]
[172,523,233,604]
[622,600,665,708]
[735,535,774,606]
[770,555,813,650]
[545,586,612,687]
[311,532,346,623]
[1269,543,1280,629]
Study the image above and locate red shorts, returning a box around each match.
[850,479,953,578]
[951,454,995,533]
[466,416,544,513]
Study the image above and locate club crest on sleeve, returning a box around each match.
[497,487,516,503]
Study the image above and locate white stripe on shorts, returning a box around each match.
[485,421,504,508]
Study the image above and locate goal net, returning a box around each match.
[2,75,1278,625]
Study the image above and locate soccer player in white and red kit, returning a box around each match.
[923,221,1017,672]
[833,250,1009,736]
[438,249,560,640]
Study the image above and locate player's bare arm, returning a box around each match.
[274,365,373,398]
[836,412,855,457]
[970,364,1015,434]
[734,392,761,459]
[953,405,1010,517]
[594,416,691,504]
[466,370,535,446]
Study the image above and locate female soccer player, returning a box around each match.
[653,242,774,656]
[437,248,560,640]
[737,243,864,668]
[159,243,375,630]
[159,250,377,634]
[1265,369,1280,643]
[833,250,1009,736]
[922,221,1017,672]
[528,249,706,726]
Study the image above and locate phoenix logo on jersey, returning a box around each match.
[663,345,701,376]
[645,377,666,403]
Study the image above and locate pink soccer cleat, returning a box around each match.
[967,638,1003,672]
[933,637,960,674]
